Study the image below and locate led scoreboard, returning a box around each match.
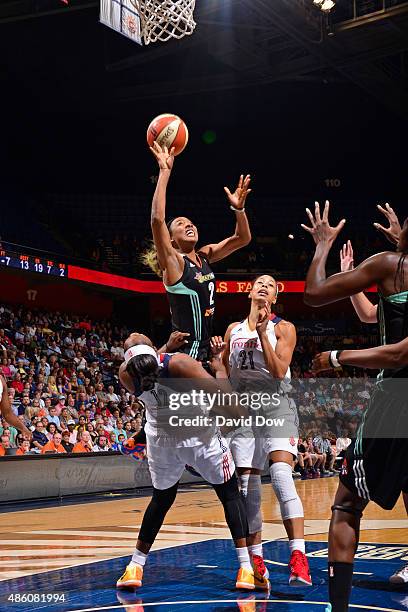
[0,250,67,277]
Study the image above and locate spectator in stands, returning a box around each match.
[111,340,124,362]
[61,431,74,453]
[11,373,24,395]
[32,421,48,451]
[72,430,94,453]
[47,406,61,428]
[93,435,110,452]
[0,434,11,456]
[66,396,79,421]
[67,420,78,444]
[313,429,338,475]
[16,438,31,455]
[0,419,18,446]
[113,419,127,442]
[46,422,58,440]
[41,432,66,454]
[86,422,97,443]
[1,357,12,379]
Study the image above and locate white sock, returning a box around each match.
[289,539,305,554]
[249,543,263,558]
[130,549,147,567]
[236,546,252,570]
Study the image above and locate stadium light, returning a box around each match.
[313,0,335,12]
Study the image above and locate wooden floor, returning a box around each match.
[1,477,407,582]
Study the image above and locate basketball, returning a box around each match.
[147,114,189,156]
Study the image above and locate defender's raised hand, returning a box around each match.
[301,201,346,247]
[374,203,401,245]
[340,240,354,272]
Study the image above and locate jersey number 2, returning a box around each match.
[208,281,215,305]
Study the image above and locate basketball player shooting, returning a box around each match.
[142,141,252,362]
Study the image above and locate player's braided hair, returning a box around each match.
[126,353,159,392]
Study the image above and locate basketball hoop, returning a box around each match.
[129,0,196,45]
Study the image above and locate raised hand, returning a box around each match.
[340,240,354,272]
[256,300,271,336]
[210,336,226,357]
[149,141,175,171]
[301,201,346,246]
[166,331,190,352]
[224,174,251,210]
[374,203,401,245]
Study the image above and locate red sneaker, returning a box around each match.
[288,550,312,586]
[252,554,269,580]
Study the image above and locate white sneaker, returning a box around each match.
[389,564,408,584]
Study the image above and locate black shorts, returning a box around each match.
[340,383,408,510]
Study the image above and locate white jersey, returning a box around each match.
[229,316,291,392]
[139,353,216,448]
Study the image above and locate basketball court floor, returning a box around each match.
[1,477,407,612]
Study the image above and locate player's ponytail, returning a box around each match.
[127,354,159,392]
[140,242,163,278]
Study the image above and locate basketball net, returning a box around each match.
[129,0,196,45]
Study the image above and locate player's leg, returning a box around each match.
[190,434,269,591]
[267,447,312,586]
[236,466,267,579]
[389,489,408,584]
[117,443,185,589]
[327,480,367,612]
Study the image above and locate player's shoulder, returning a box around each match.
[273,317,296,337]
[227,320,244,335]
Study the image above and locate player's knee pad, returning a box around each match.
[213,475,248,540]
[139,483,178,544]
[269,461,304,521]
[239,473,262,534]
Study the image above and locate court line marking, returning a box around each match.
[66,601,405,612]
[322,570,373,576]
[264,559,287,567]
[196,564,218,568]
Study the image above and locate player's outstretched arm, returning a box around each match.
[150,141,184,281]
[302,201,390,306]
[157,331,190,354]
[340,240,378,324]
[313,339,408,372]
[199,175,252,263]
[0,375,32,439]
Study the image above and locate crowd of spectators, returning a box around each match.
[0,303,145,456]
[0,303,374,477]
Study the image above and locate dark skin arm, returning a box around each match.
[302,201,398,306]
[0,376,32,439]
[313,338,408,372]
[199,175,252,263]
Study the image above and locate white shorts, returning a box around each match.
[228,433,299,470]
[147,432,235,490]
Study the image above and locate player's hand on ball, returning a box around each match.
[312,352,332,372]
[224,174,251,210]
[150,141,175,171]
[340,240,354,272]
[301,201,346,246]
[374,203,401,245]
[166,331,190,352]
[256,300,270,335]
[210,336,225,356]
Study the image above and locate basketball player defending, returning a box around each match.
[214,274,312,586]
[116,333,270,592]
[142,141,252,362]
[302,201,408,611]
[338,205,408,588]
